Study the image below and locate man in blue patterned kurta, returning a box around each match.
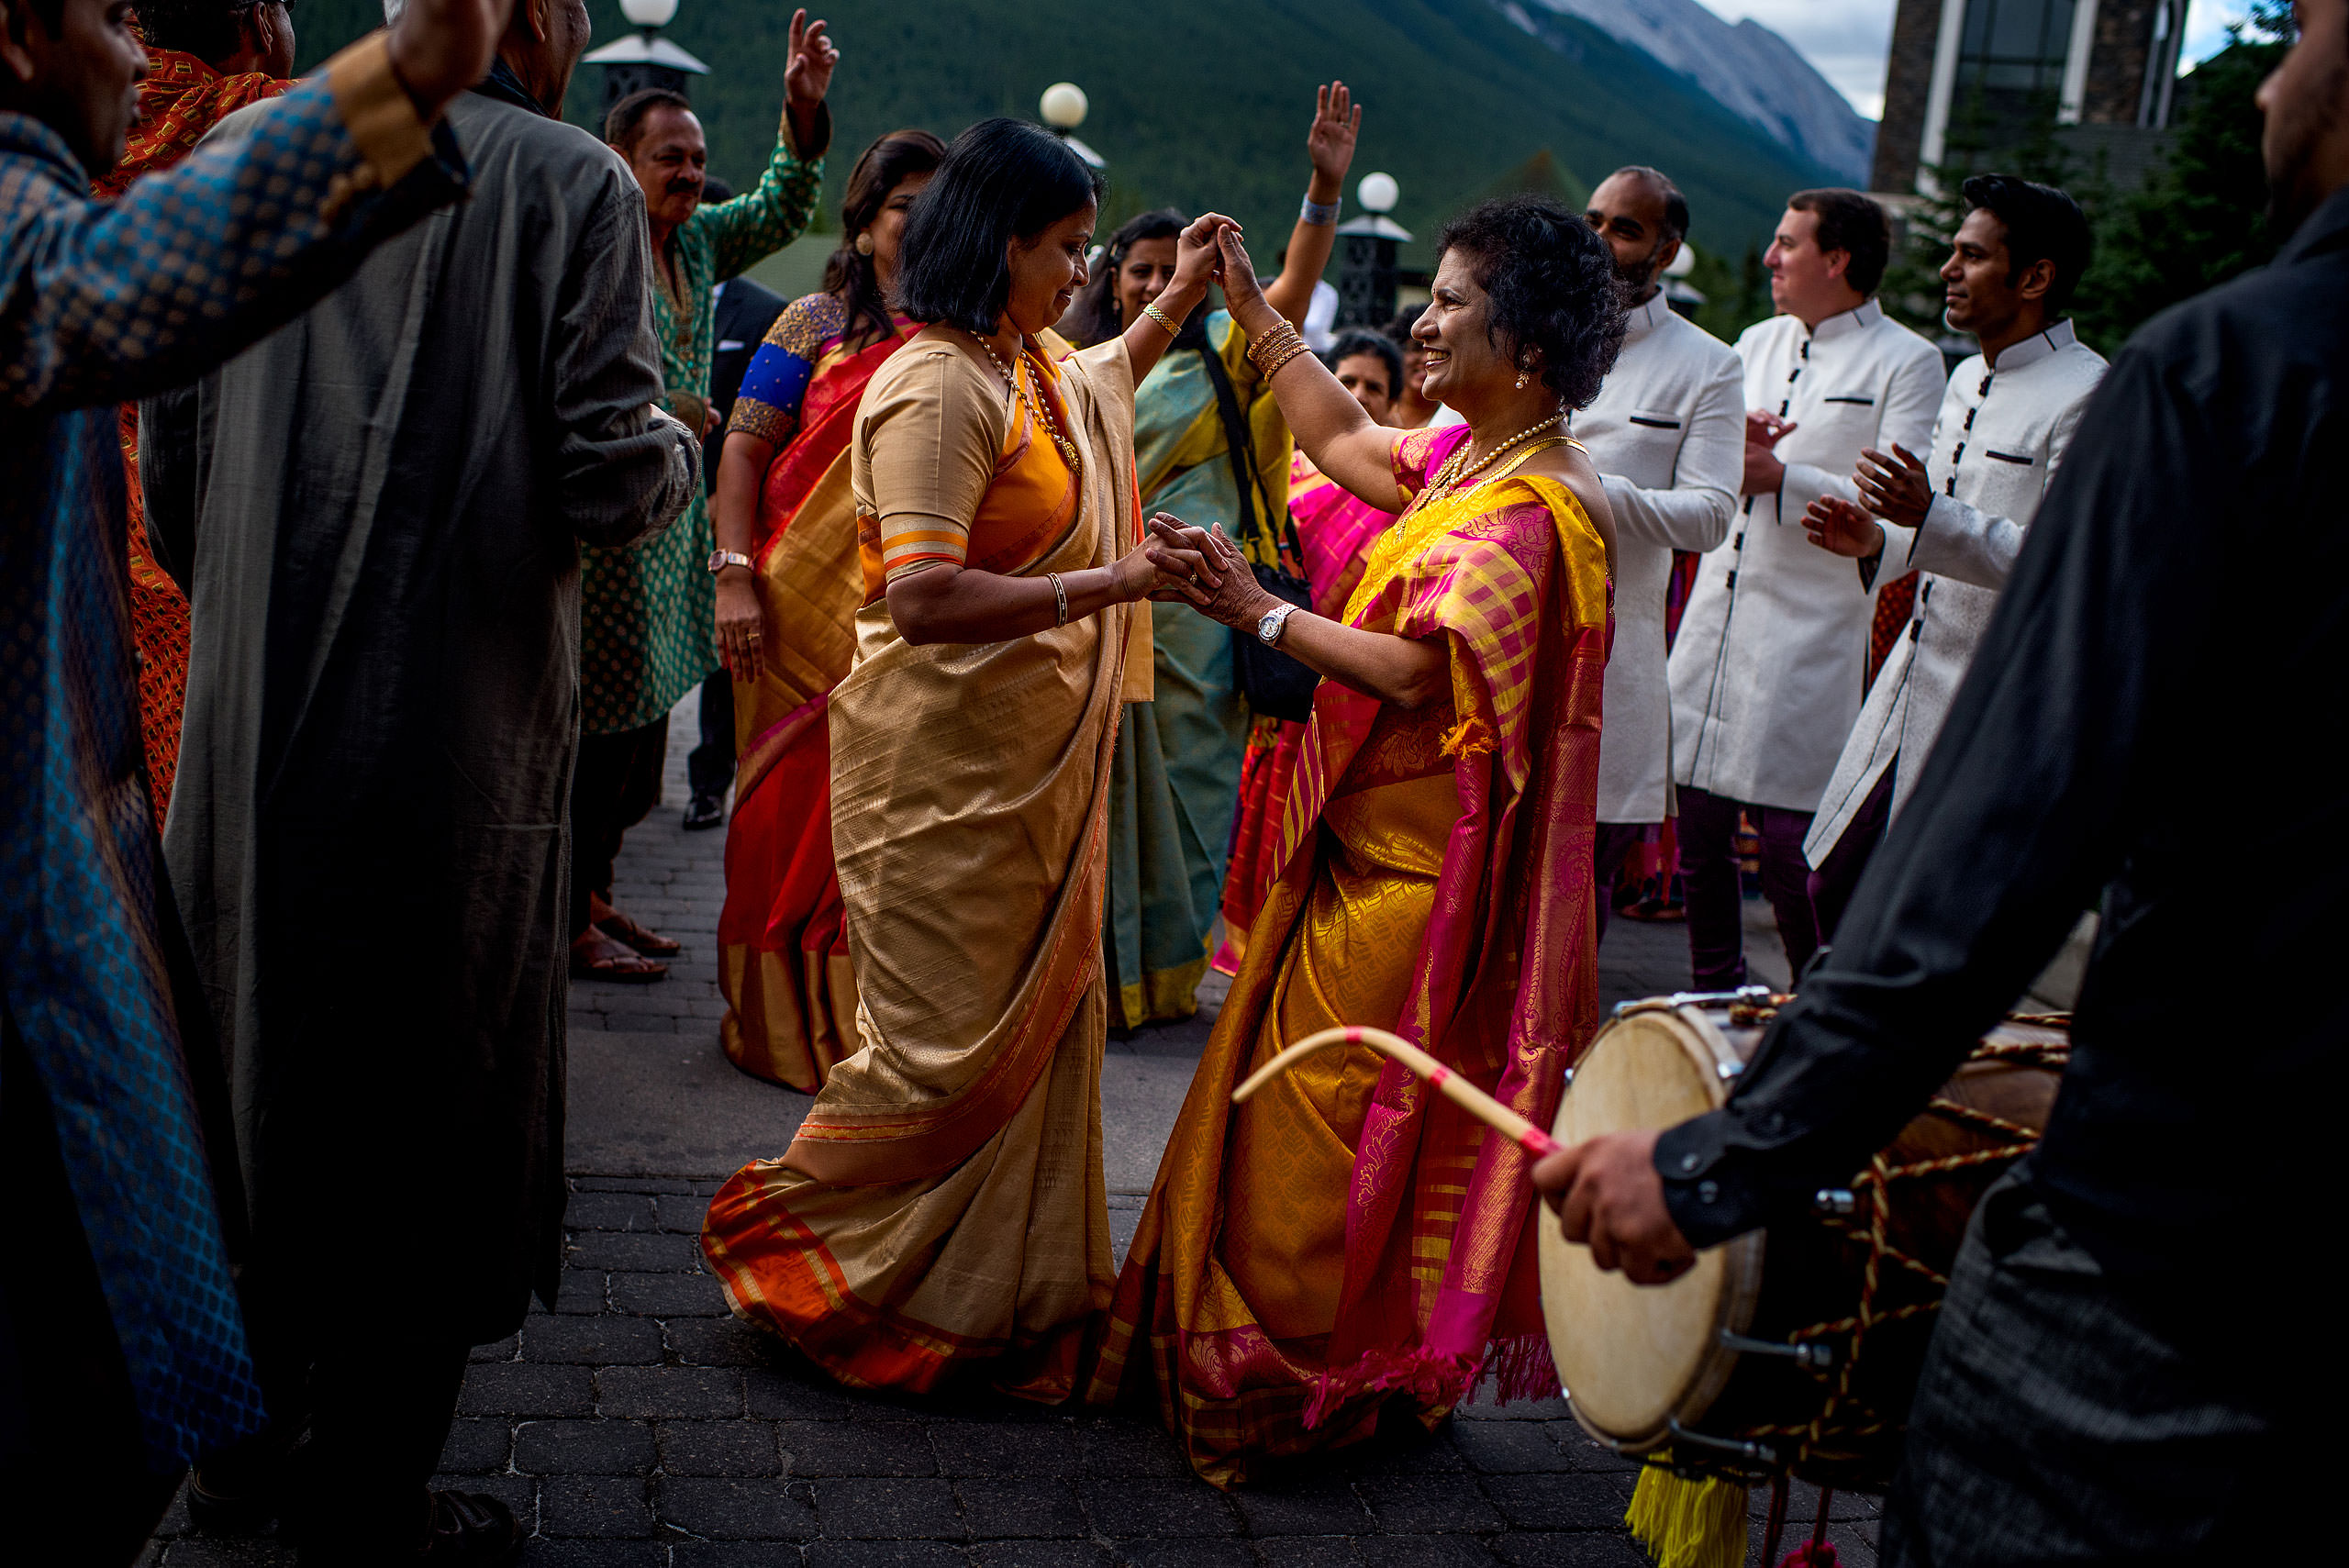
[566,11,833,977]
[0,0,501,1555]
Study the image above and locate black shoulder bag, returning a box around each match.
[1198,345,1318,723]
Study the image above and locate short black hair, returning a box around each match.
[1324,330,1404,400]
[893,118,1104,339]
[1382,304,1426,346]
[1958,172,2095,316]
[605,89,694,154]
[698,175,733,205]
[1434,195,1628,410]
[1606,165,1689,244]
[135,0,269,61]
[1787,188,1892,296]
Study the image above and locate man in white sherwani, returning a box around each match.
[1800,175,2106,943]
[1576,167,1743,940]
[1667,189,1943,989]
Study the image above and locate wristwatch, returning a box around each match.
[707,550,751,575]
[1257,604,1298,646]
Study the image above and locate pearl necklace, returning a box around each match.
[1422,410,1567,502]
[979,337,1082,475]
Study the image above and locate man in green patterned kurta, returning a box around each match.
[573,11,836,978]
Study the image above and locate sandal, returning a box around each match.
[570,930,667,984]
[596,909,681,957]
[417,1488,524,1563]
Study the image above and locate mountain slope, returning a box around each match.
[1506,0,1876,183]
[291,0,1844,262]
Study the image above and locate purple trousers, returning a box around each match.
[1676,784,1820,991]
[1808,765,1897,955]
[1593,820,1651,949]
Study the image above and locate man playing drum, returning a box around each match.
[1536,5,2349,1562]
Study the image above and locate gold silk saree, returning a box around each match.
[1088,428,1613,1484]
[702,329,1148,1398]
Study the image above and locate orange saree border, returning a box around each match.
[775,801,1108,1187]
[701,1171,1090,1399]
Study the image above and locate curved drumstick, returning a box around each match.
[1230,1025,1563,1158]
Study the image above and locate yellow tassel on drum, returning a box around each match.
[1627,1462,1749,1568]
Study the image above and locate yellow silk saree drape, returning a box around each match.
[1090,432,1613,1482]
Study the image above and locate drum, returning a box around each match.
[1539,989,2066,1490]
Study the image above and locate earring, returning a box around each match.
[1515,371,1529,390]
[854,232,874,256]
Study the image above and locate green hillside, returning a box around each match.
[292,0,1837,266]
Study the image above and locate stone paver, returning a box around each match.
[142,696,1878,1567]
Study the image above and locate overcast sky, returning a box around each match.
[1696,1,2254,121]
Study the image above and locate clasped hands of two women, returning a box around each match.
[1107,513,1271,630]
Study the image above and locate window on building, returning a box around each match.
[1956,0,2078,98]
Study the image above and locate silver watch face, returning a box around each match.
[1258,607,1284,643]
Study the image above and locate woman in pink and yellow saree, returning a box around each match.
[701,122,1242,1400]
[1088,198,1627,1483]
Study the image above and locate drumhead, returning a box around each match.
[1540,1005,1765,1451]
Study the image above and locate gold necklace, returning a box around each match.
[1425,410,1566,500]
[979,337,1082,474]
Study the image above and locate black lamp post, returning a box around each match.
[1335,172,1409,328]
[585,0,710,124]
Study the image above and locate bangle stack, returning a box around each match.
[1244,319,1312,381]
[1048,572,1069,628]
[1299,194,1341,226]
[1141,301,1180,338]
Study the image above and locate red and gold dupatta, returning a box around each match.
[717,323,912,1091]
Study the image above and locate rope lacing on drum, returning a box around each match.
[1738,1033,2071,1475]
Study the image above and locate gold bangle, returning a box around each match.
[1141,302,1180,337]
[1257,339,1312,380]
[1244,320,1305,377]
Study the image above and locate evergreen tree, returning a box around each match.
[2072,2,2297,350]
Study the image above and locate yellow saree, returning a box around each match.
[703,329,1149,1398]
[1089,429,1612,1483]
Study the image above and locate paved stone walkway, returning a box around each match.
[142,697,1879,1566]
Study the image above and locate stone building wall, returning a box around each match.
[1871,0,1948,195]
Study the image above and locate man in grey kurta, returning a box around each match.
[148,7,697,1545]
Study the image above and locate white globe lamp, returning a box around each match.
[618,0,678,28]
[1041,83,1088,130]
[1357,172,1399,215]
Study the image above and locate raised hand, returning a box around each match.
[1174,212,1238,293]
[1855,442,1932,529]
[385,0,519,115]
[784,10,839,117]
[1305,81,1360,193]
[1216,226,1274,328]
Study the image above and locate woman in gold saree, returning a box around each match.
[1088,198,1626,1482]
[707,128,944,1092]
[701,119,1235,1398]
